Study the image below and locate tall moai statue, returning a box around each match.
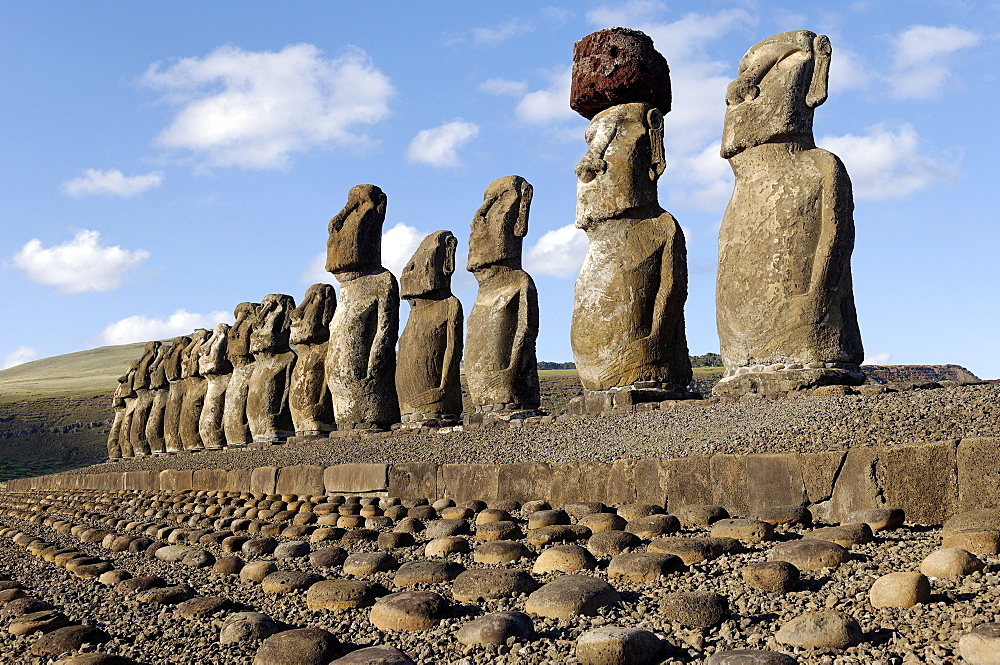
[107,367,131,459]
[162,335,191,453]
[199,322,232,449]
[179,328,211,451]
[128,340,161,456]
[466,176,540,417]
[247,294,297,442]
[568,28,692,409]
[325,184,401,430]
[145,342,170,454]
[289,284,337,437]
[397,231,463,427]
[714,31,864,396]
[223,302,260,446]
[117,360,140,457]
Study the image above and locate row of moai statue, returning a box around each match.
[107,175,542,458]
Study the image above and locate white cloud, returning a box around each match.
[61,169,163,198]
[889,25,980,99]
[865,351,893,365]
[478,78,529,97]
[828,47,872,95]
[515,66,576,125]
[524,224,589,278]
[2,346,37,370]
[472,18,535,46]
[820,123,957,200]
[141,43,394,169]
[11,230,149,293]
[300,221,424,284]
[407,120,479,167]
[100,309,233,345]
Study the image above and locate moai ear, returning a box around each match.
[514,179,533,238]
[647,107,666,181]
[443,235,458,277]
[806,34,831,109]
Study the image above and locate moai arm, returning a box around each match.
[440,298,463,393]
[367,282,398,382]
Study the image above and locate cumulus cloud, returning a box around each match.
[61,169,164,198]
[406,120,479,167]
[478,78,529,97]
[865,351,893,365]
[2,346,37,370]
[889,25,980,99]
[514,66,576,125]
[300,222,424,284]
[11,230,149,293]
[472,18,535,46]
[820,123,957,200]
[100,309,233,346]
[141,43,394,169]
[524,224,589,277]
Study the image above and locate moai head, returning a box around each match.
[227,302,261,362]
[467,175,532,273]
[147,343,169,390]
[575,102,665,229]
[721,30,831,159]
[326,184,387,275]
[401,231,458,300]
[163,336,191,382]
[199,322,232,376]
[133,340,161,390]
[290,284,337,346]
[180,329,211,379]
[250,294,296,354]
[116,359,141,400]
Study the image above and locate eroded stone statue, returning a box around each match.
[179,328,211,451]
[397,231,463,425]
[223,302,260,446]
[145,343,170,454]
[465,176,541,413]
[199,322,232,449]
[715,30,864,395]
[325,184,400,430]
[128,341,162,456]
[162,335,191,454]
[247,294,297,442]
[289,284,337,437]
[107,366,132,459]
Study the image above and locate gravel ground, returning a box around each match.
[0,489,995,664]
[71,382,1000,474]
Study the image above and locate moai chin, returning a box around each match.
[128,340,161,456]
[179,328,211,451]
[397,231,464,426]
[247,294,297,442]
[223,302,260,446]
[162,335,191,454]
[145,343,170,454]
[568,28,692,407]
[465,175,541,415]
[117,360,140,458]
[325,184,401,430]
[289,284,337,437]
[715,30,864,396]
[198,322,232,449]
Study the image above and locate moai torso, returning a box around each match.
[162,335,191,453]
[289,284,336,436]
[179,329,211,450]
[465,176,540,410]
[223,302,260,445]
[145,343,170,453]
[107,369,130,459]
[247,294,297,442]
[325,184,400,429]
[397,231,463,420]
[128,340,161,455]
[715,30,863,395]
[117,362,139,458]
[199,322,232,449]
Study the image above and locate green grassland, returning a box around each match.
[0,342,149,393]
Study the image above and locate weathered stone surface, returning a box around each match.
[465,175,540,410]
[570,28,671,121]
[844,507,905,531]
[943,529,1000,556]
[326,184,400,429]
[527,524,592,547]
[524,575,620,618]
[496,462,550,504]
[752,505,812,526]
[9,609,71,635]
[768,540,847,570]
[369,591,447,631]
[452,569,536,601]
[328,646,415,665]
[943,508,1000,537]
[804,523,872,548]
[162,335,191,453]
[711,518,775,543]
[869,572,929,608]
[588,530,642,557]
[219,611,281,645]
[711,454,807,515]
[30,624,111,655]
[240,561,278,583]
[252,627,342,665]
[958,623,1000,665]
[325,464,388,494]
[250,466,279,496]
[289,284,337,436]
[551,462,612,506]
[176,595,234,619]
[178,328,211,451]
[775,610,862,649]
[673,504,728,527]
[920,547,984,579]
[528,509,570,529]
[741,561,799,593]
[129,340,162,456]
[625,514,681,539]
[660,592,729,628]
[224,302,261,445]
[456,611,535,646]
[957,437,1000,512]
[607,552,684,583]
[343,552,398,576]
[134,585,194,605]
[393,560,464,587]
[424,536,470,557]
[473,540,533,565]
[579,512,626,533]
[475,520,523,542]
[306,580,388,611]
[533,544,597,574]
[276,465,325,497]
[571,101,690,392]
[247,294,296,442]
[706,652,797,665]
[441,464,499,505]
[197,323,232,449]
[647,537,723,565]
[716,31,863,395]
[576,625,662,665]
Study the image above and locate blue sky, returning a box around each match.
[1,1,998,379]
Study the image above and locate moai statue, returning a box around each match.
[162,335,191,453]
[715,31,864,396]
[107,368,131,459]
[247,294,297,442]
[466,176,540,418]
[199,322,232,449]
[289,284,337,437]
[325,184,400,430]
[223,302,260,446]
[569,28,692,410]
[117,360,140,458]
[128,340,161,456]
[397,231,463,427]
[145,343,170,454]
[179,328,211,451]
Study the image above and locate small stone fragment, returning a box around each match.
[576,626,662,665]
[473,540,533,564]
[607,552,684,582]
[176,595,234,619]
[343,552,398,576]
[369,591,448,631]
[711,519,775,543]
[920,547,984,579]
[252,627,343,665]
[741,561,799,593]
[306,580,388,611]
[958,623,1000,665]
[767,540,847,570]
[30,624,112,656]
[451,569,537,602]
[524,575,620,619]
[260,571,323,594]
[393,560,464,587]
[532,544,597,574]
[659,592,729,628]
[219,612,281,645]
[775,610,862,649]
[706,651,798,664]
[868,572,930,608]
[804,523,872,548]
[845,507,905,531]
[328,646,416,664]
[456,611,535,646]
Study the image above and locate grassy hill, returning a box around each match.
[0,342,149,393]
